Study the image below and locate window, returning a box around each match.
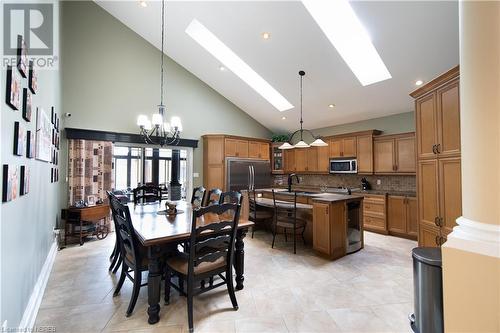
[112,146,143,191]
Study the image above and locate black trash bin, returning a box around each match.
[409,247,443,333]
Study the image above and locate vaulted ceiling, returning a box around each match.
[95,1,459,133]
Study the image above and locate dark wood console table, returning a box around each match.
[63,204,110,246]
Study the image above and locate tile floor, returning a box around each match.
[35,231,416,333]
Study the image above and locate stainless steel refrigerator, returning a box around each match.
[226,158,271,191]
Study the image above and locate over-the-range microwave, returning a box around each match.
[329,158,357,174]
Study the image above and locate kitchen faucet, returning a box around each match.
[287,173,300,192]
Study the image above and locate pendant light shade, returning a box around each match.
[310,138,328,147]
[278,142,294,150]
[294,140,310,148]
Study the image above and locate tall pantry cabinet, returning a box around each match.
[410,66,462,247]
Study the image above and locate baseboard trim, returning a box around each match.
[444,216,500,258]
[18,240,57,330]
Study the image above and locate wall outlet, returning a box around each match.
[193,172,199,178]
[377,179,382,185]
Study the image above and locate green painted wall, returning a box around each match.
[60,1,271,187]
[312,112,415,137]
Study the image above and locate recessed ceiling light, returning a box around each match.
[415,80,423,86]
[328,104,335,108]
[219,65,226,71]
[139,1,147,8]
[282,116,286,120]
[302,0,392,86]
[186,19,293,112]
[262,32,271,40]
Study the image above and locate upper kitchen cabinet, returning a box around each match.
[374,133,416,174]
[356,135,374,174]
[225,138,248,158]
[249,141,270,160]
[329,136,357,158]
[411,66,460,160]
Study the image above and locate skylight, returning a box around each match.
[185,19,294,112]
[302,0,392,86]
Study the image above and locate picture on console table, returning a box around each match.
[26,130,35,158]
[6,66,21,110]
[13,121,26,156]
[22,88,32,122]
[2,164,18,202]
[17,35,28,78]
[28,61,38,94]
[20,165,30,196]
[36,107,52,162]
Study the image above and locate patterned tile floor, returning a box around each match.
[35,231,416,333]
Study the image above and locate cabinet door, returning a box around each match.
[418,160,440,229]
[295,149,307,172]
[313,203,331,255]
[329,139,342,158]
[317,145,330,173]
[437,80,461,157]
[259,143,270,160]
[407,197,418,238]
[395,135,416,173]
[342,137,357,157]
[224,138,237,157]
[374,139,395,173]
[357,135,373,174]
[248,141,260,159]
[388,196,407,234]
[236,140,249,158]
[439,157,462,235]
[307,147,318,172]
[416,93,439,159]
[207,137,225,165]
[419,223,441,248]
[284,149,295,172]
[206,165,224,190]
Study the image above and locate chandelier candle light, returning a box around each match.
[137,0,182,146]
[279,71,328,149]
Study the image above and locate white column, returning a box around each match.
[442,2,500,332]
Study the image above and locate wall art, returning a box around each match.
[13,121,26,156]
[6,66,21,110]
[2,165,18,202]
[36,107,52,162]
[20,166,30,196]
[22,88,32,122]
[26,130,35,158]
[17,35,28,78]
[28,61,38,94]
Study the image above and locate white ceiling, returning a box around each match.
[95,0,459,133]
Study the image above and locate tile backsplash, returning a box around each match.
[273,174,416,193]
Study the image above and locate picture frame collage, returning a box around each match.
[50,107,60,183]
[3,34,52,203]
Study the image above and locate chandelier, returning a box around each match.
[279,71,328,149]
[137,0,182,146]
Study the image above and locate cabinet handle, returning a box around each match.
[436,144,441,154]
[440,236,445,245]
[439,217,444,227]
[326,206,329,215]
[435,235,440,246]
[432,144,437,154]
[434,216,441,227]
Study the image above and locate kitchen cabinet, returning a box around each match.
[313,202,331,255]
[411,66,461,247]
[281,146,329,173]
[294,149,308,172]
[329,137,357,158]
[363,194,387,234]
[317,145,329,173]
[374,133,416,174]
[203,135,270,190]
[284,149,296,172]
[388,195,418,240]
[356,135,374,174]
[312,201,351,260]
[271,143,285,174]
[306,147,318,172]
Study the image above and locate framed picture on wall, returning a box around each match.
[28,61,38,94]
[22,88,32,122]
[17,35,28,78]
[26,130,35,158]
[13,121,26,156]
[20,166,30,196]
[2,165,18,202]
[6,66,21,110]
[35,107,52,162]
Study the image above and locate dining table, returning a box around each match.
[128,200,254,325]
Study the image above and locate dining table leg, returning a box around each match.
[147,245,163,325]
[234,228,247,290]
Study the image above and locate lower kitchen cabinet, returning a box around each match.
[312,201,348,260]
[363,194,388,234]
[419,223,443,247]
[387,195,417,240]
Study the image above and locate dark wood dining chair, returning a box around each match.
[191,186,206,207]
[108,192,164,317]
[205,188,222,206]
[248,190,273,238]
[219,191,242,205]
[133,185,161,205]
[164,203,241,333]
[271,189,306,254]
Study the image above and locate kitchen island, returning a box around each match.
[242,189,364,260]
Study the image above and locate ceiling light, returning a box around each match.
[139,1,147,8]
[278,142,294,150]
[219,65,226,71]
[328,104,335,108]
[302,0,391,86]
[262,32,271,40]
[186,19,293,112]
[415,80,423,86]
[281,116,286,120]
